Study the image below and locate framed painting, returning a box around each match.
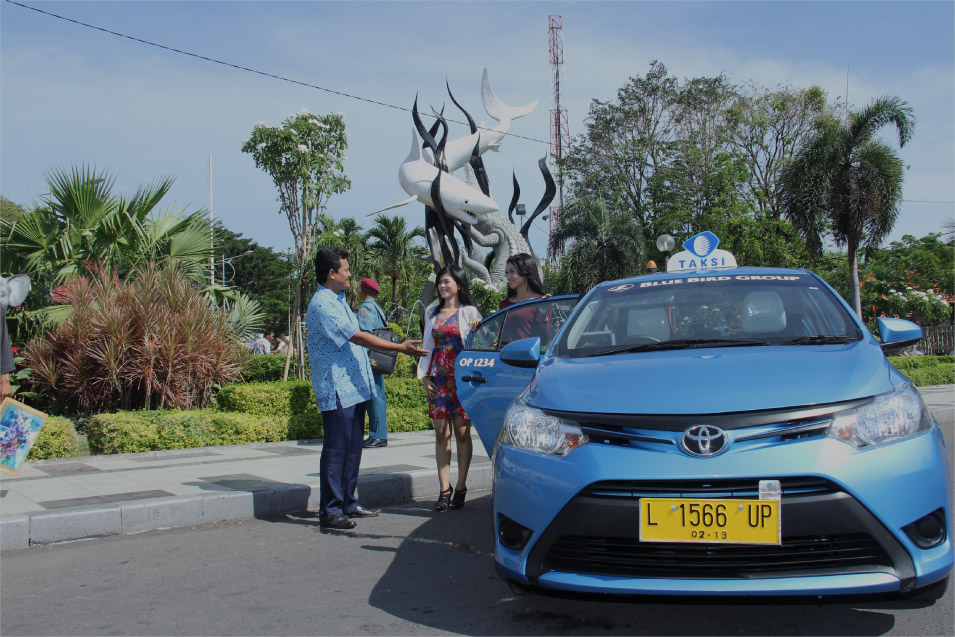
[0,398,48,476]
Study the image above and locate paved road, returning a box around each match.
[1,386,951,636]
[1,493,951,637]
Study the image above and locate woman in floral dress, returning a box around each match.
[417,265,482,511]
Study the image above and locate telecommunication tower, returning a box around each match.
[548,15,569,259]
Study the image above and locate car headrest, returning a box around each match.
[627,308,670,342]
[742,291,787,334]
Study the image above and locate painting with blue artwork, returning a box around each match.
[0,398,48,476]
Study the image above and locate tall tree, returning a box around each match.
[550,197,646,294]
[560,63,835,267]
[726,83,836,220]
[366,215,426,309]
[781,96,915,317]
[315,214,369,309]
[562,61,679,228]
[242,109,350,380]
[0,196,26,227]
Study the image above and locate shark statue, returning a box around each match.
[372,128,499,224]
[0,275,30,313]
[423,69,538,174]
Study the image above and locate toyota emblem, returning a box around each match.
[680,425,728,457]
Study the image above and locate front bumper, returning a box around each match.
[492,431,953,596]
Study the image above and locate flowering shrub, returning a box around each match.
[883,287,951,327]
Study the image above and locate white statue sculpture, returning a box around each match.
[375,69,554,290]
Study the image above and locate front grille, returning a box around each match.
[544,533,892,578]
[523,477,914,584]
[583,477,838,499]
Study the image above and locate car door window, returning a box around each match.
[469,313,506,351]
[468,297,579,352]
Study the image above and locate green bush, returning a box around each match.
[27,416,80,460]
[240,354,312,383]
[385,376,428,409]
[240,354,286,383]
[888,355,954,371]
[887,355,953,386]
[384,407,433,433]
[287,413,324,440]
[217,380,318,417]
[392,354,418,378]
[905,365,955,387]
[83,369,434,455]
[86,410,297,455]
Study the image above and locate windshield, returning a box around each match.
[554,272,862,358]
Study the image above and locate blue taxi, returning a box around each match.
[456,233,952,598]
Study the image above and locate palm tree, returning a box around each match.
[781,97,915,317]
[366,215,426,308]
[1,165,212,286]
[550,197,646,293]
[316,214,370,307]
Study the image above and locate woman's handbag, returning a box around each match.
[368,327,400,374]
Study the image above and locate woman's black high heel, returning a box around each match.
[435,486,453,512]
[449,487,467,510]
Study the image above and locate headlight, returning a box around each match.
[500,399,589,456]
[827,384,932,448]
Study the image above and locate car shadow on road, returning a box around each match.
[361,493,949,636]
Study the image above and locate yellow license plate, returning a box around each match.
[639,498,781,545]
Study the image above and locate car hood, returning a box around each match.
[525,342,895,414]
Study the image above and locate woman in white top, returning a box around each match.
[417,265,482,512]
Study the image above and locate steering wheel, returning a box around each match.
[628,335,662,344]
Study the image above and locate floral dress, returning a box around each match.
[428,310,469,420]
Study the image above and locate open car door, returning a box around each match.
[456,295,580,454]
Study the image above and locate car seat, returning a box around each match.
[742,290,787,335]
[626,308,671,342]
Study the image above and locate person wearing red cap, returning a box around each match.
[358,277,389,448]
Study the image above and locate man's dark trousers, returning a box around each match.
[319,396,368,517]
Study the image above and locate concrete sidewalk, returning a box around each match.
[0,430,488,550]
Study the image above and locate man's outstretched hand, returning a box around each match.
[400,340,428,357]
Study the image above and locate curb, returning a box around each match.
[1,464,492,550]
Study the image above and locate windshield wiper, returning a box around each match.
[779,335,858,345]
[588,338,771,357]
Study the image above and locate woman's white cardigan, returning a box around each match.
[416,302,483,379]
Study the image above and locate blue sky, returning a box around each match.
[2,1,953,259]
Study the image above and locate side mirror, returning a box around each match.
[877,317,923,353]
[500,337,541,368]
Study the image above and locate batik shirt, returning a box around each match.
[306,285,375,411]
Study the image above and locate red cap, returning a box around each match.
[360,277,380,293]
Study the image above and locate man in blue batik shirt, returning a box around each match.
[307,247,427,529]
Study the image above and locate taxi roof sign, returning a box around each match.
[667,231,738,273]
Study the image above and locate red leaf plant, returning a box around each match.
[25,263,244,413]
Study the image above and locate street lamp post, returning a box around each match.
[514,203,526,225]
[221,250,254,286]
[656,234,675,270]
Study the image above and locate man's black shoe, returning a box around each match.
[347,505,381,518]
[363,438,388,448]
[319,514,357,529]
